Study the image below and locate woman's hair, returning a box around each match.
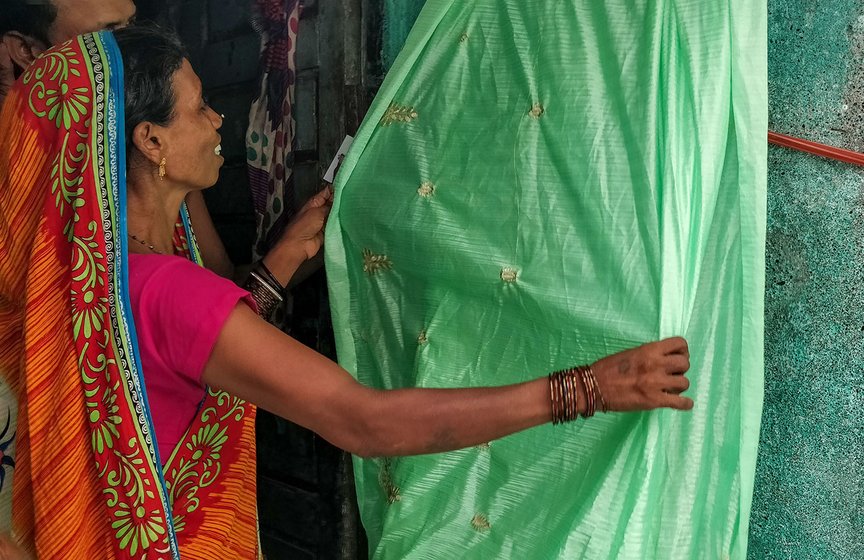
[113,25,187,154]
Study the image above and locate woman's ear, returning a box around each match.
[1,32,45,73]
[130,121,165,166]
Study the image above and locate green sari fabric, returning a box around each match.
[327,1,767,557]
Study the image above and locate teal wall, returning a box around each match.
[381,0,424,70]
[751,1,863,558]
[380,2,863,557]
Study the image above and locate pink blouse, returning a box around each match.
[128,253,255,462]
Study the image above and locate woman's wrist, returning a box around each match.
[261,245,307,289]
[243,261,286,319]
[243,244,310,320]
[548,365,603,424]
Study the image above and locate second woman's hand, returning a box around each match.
[592,337,693,412]
[262,185,334,287]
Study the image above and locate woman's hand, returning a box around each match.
[262,185,334,286]
[279,185,334,261]
[592,337,693,412]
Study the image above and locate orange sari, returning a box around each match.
[0,32,258,559]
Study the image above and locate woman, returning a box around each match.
[0,27,691,559]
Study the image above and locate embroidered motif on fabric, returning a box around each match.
[71,222,108,339]
[378,458,401,504]
[417,181,435,198]
[26,42,96,241]
[105,439,169,555]
[166,390,249,534]
[529,103,545,118]
[48,133,89,240]
[471,514,491,532]
[500,267,518,283]
[23,44,88,129]
[363,249,393,275]
[82,361,121,455]
[417,330,428,345]
[475,442,490,450]
[380,103,418,126]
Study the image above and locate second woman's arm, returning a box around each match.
[203,303,555,457]
[203,303,692,457]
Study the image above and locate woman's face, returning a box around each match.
[159,59,224,189]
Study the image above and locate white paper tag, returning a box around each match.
[323,135,354,183]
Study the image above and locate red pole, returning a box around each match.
[768,130,864,166]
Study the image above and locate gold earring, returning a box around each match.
[158,157,167,180]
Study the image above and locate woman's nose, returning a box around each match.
[208,107,223,129]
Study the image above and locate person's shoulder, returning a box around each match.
[129,253,202,278]
[129,253,227,292]
[129,253,246,313]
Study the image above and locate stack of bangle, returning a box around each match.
[243,260,286,319]
[548,364,608,425]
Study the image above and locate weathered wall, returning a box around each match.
[750,2,864,558]
[380,0,423,69]
[381,2,864,558]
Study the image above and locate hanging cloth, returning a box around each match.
[325,1,767,558]
[246,0,303,260]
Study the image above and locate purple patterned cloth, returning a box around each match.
[246,0,302,259]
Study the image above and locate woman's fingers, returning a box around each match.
[301,185,334,210]
[296,206,330,235]
[662,373,690,394]
[657,336,689,356]
[660,393,694,411]
[664,354,690,374]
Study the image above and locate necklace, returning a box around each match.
[128,233,164,255]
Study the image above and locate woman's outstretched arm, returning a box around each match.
[203,303,553,457]
[203,303,692,457]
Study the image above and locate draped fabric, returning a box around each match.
[0,32,258,558]
[246,0,302,260]
[326,1,767,558]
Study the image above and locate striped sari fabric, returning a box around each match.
[0,32,259,559]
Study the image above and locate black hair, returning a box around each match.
[113,25,187,155]
[0,0,58,45]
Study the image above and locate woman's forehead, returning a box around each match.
[172,60,203,98]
